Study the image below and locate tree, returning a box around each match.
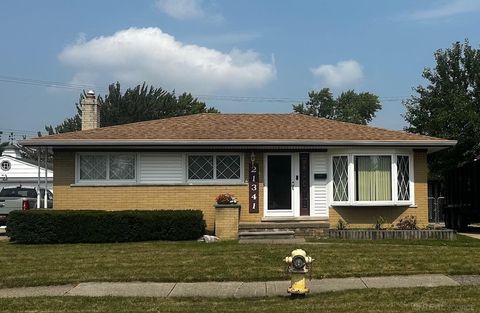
[293,88,381,125]
[404,40,480,174]
[46,82,218,134]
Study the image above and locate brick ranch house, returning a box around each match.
[22,92,456,238]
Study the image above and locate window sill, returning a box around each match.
[331,202,414,207]
[71,182,248,187]
[186,181,247,186]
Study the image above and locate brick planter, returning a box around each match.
[214,204,241,240]
[328,229,456,240]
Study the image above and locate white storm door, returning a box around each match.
[264,153,299,217]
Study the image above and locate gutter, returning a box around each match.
[20,139,457,148]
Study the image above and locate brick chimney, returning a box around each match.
[81,90,100,130]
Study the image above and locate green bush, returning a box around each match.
[6,210,206,244]
[395,215,418,230]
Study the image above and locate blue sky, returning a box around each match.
[1,0,479,140]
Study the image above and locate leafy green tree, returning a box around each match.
[293,88,381,125]
[46,82,218,134]
[404,40,480,174]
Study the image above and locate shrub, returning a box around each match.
[336,218,348,230]
[6,210,206,244]
[373,216,386,230]
[395,215,418,230]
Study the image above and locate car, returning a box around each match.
[0,186,53,223]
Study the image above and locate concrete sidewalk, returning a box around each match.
[0,274,473,298]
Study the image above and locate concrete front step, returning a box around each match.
[239,221,329,229]
[239,221,329,238]
[238,230,295,240]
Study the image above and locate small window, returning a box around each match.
[78,153,135,182]
[397,155,410,201]
[355,156,392,201]
[188,155,214,180]
[80,155,107,180]
[333,156,349,201]
[216,155,241,179]
[1,160,11,171]
[109,154,136,180]
[188,154,242,181]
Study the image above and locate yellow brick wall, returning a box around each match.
[53,151,264,230]
[328,151,429,228]
[215,206,240,240]
[53,150,429,230]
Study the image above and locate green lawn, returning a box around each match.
[1,236,480,288]
[1,286,479,312]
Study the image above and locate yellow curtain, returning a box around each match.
[356,156,391,201]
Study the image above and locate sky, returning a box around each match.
[0,0,479,140]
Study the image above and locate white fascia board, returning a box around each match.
[20,139,457,148]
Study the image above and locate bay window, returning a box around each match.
[397,155,410,201]
[332,153,412,205]
[355,156,392,201]
[332,156,349,202]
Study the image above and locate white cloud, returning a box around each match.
[155,0,223,22]
[406,0,480,20]
[310,60,363,89]
[58,27,276,93]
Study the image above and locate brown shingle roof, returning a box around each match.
[23,113,455,146]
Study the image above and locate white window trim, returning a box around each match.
[396,154,415,206]
[331,154,350,205]
[75,152,137,185]
[330,151,414,207]
[186,152,244,185]
[263,152,298,217]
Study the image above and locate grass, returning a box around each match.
[1,235,480,288]
[1,286,480,312]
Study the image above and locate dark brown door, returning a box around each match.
[299,153,310,216]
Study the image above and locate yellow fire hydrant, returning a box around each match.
[284,249,314,297]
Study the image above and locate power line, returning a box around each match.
[0,74,411,103]
[0,75,97,90]
[195,94,409,103]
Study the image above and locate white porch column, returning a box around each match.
[37,149,41,208]
[44,148,48,208]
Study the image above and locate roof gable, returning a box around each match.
[0,155,53,178]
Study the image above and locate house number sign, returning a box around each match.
[249,162,259,213]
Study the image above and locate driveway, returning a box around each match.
[459,225,480,240]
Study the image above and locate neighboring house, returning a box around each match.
[21,92,456,233]
[0,144,53,191]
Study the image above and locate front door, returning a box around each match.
[265,154,297,216]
